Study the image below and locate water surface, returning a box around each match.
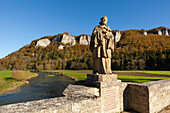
[0,73,74,106]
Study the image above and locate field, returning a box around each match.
[43,70,170,83]
[0,70,38,95]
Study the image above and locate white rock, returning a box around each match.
[79,35,91,45]
[164,28,169,36]
[58,45,65,50]
[35,38,51,48]
[115,31,121,42]
[61,34,76,45]
[158,29,162,35]
[143,31,147,36]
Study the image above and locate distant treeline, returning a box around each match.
[0,27,170,71]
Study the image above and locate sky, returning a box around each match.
[0,0,170,59]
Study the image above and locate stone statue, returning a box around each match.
[90,16,114,75]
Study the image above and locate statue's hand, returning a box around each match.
[107,26,111,31]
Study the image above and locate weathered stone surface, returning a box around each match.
[124,79,170,113]
[79,35,91,45]
[91,16,114,74]
[63,84,99,97]
[158,29,162,35]
[87,74,117,82]
[61,34,76,45]
[115,31,121,42]
[119,82,128,112]
[35,38,51,48]
[58,45,65,50]
[100,86,120,113]
[164,28,169,36]
[143,31,147,36]
[0,85,101,113]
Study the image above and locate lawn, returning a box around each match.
[63,72,88,81]
[61,70,170,83]
[0,70,38,95]
[0,70,13,80]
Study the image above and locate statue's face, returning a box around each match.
[103,21,107,25]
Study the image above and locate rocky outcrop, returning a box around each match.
[115,31,121,42]
[79,35,91,45]
[61,34,76,46]
[157,28,169,36]
[35,38,51,48]
[163,28,169,36]
[158,29,162,35]
[143,31,147,36]
[52,34,76,45]
[58,45,65,50]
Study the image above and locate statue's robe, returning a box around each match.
[90,25,114,74]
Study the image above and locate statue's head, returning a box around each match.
[99,16,108,25]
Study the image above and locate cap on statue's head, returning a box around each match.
[99,16,108,25]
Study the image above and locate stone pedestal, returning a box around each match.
[86,74,121,113]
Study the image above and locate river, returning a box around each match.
[0,73,75,106]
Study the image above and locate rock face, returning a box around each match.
[52,34,76,49]
[35,38,51,48]
[164,28,169,36]
[165,30,169,35]
[115,31,121,42]
[58,45,65,50]
[79,35,91,45]
[61,34,76,46]
[158,29,162,35]
[143,31,147,36]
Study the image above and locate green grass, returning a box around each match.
[46,74,55,77]
[64,72,87,81]
[62,71,170,83]
[0,70,13,80]
[0,70,38,95]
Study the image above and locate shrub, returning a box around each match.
[0,77,6,85]
[11,70,31,81]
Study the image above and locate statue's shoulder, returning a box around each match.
[94,25,100,29]
[92,26,100,33]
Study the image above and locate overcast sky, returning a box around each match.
[0,0,170,59]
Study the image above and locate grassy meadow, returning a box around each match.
[0,70,38,95]
[43,70,170,83]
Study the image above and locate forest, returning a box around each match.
[0,26,170,71]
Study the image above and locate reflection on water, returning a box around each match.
[0,73,74,106]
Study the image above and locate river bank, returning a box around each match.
[0,73,74,106]
[0,71,38,95]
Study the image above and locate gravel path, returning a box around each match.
[113,72,169,77]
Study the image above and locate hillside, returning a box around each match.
[0,26,170,71]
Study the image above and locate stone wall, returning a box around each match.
[124,79,170,113]
[0,85,101,113]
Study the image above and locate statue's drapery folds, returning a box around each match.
[90,16,114,74]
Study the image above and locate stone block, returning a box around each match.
[87,74,117,82]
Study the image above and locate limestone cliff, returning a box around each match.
[35,38,51,48]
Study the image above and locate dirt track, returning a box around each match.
[113,72,170,77]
